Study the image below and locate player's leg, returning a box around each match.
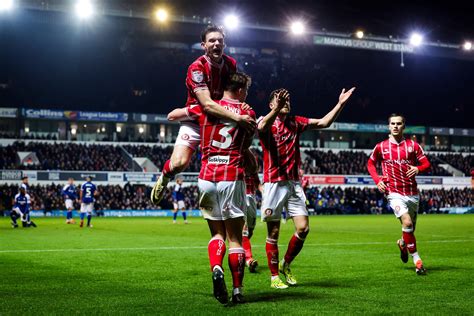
[282,207,287,224]
[180,201,188,224]
[403,196,425,274]
[10,209,19,228]
[172,202,178,224]
[66,209,71,223]
[279,181,310,285]
[26,212,37,228]
[243,194,258,272]
[151,123,199,204]
[199,179,228,304]
[217,180,247,303]
[86,204,93,227]
[280,215,308,285]
[70,206,75,224]
[19,210,28,228]
[207,220,228,304]
[66,199,75,224]
[261,182,289,289]
[79,203,86,228]
[225,217,246,303]
[266,220,288,289]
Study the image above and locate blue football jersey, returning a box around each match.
[172,184,184,201]
[14,193,31,213]
[62,184,77,200]
[81,181,96,203]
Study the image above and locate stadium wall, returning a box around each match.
[9,207,474,218]
[0,170,471,188]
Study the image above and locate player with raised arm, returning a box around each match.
[62,178,77,224]
[172,177,188,224]
[242,150,260,273]
[79,176,98,228]
[167,72,255,305]
[150,25,256,205]
[367,113,431,275]
[258,87,355,289]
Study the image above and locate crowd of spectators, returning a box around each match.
[0,141,471,176]
[123,145,202,174]
[302,149,454,176]
[0,183,470,216]
[0,182,199,214]
[432,153,473,176]
[0,142,130,171]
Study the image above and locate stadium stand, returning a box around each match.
[1,141,470,176]
[0,184,470,215]
[0,142,130,171]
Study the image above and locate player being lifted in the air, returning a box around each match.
[367,113,431,274]
[150,25,255,205]
[167,72,255,305]
[258,86,355,289]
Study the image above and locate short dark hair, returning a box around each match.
[388,113,406,124]
[269,88,286,103]
[225,72,251,93]
[22,176,28,180]
[201,24,225,42]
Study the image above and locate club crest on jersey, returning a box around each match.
[408,146,413,152]
[191,70,204,83]
[181,134,190,140]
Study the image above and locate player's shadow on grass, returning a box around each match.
[298,280,349,288]
[403,265,463,273]
[245,290,323,303]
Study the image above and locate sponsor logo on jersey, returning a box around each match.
[208,155,230,164]
[386,159,411,165]
[191,70,204,83]
[276,134,295,142]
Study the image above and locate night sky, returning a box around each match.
[0,1,473,127]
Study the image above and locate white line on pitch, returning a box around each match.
[0,239,472,254]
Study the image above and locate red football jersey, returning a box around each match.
[185,54,237,107]
[258,115,309,183]
[186,98,256,182]
[245,172,260,195]
[368,138,430,196]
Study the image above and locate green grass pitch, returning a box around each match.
[0,214,473,315]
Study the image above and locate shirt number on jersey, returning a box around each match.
[211,123,236,149]
[85,187,92,198]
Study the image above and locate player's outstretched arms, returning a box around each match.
[167,108,190,122]
[195,89,256,132]
[307,87,356,129]
[257,89,289,132]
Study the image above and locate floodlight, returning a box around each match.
[290,21,305,35]
[409,33,423,46]
[75,0,94,19]
[224,14,239,30]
